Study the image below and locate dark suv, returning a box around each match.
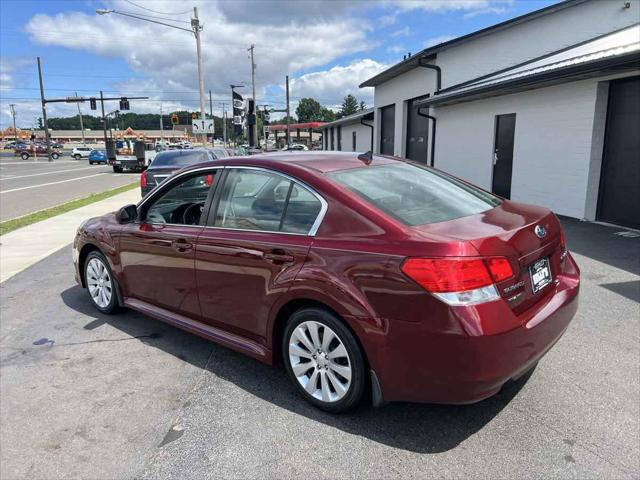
[140,149,216,197]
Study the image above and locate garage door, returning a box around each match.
[597,77,640,229]
[380,104,395,156]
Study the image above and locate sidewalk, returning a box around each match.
[0,189,140,283]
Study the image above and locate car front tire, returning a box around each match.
[84,251,119,314]
[20,152,29,160]
[283,307,367,413]
[74,154,81,160]
[113,165,123,173]
[51,152,59,159]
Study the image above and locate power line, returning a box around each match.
[122,0,192,16]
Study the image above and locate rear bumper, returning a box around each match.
[369,253,580,404]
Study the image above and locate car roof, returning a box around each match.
[256,151,398,173]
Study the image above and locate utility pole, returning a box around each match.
[100,90,108,149]
[9,104,17,142]
[248,44,258,148]
[285,75,291,147]
[219,102,228,147]
[75,91,86,145]
[37,57,53,162]
[209,90,213,145]
[160,104,164,143]
[192,7,207,146]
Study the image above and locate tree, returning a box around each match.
[271,115,297,125]
[296,98,322,123]
[320,107,337,122]
[340,94,359,117]
[359,100,367,111]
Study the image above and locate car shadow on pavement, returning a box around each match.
[559,216,640,276]
[61,285,532,454]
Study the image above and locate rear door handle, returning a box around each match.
[263,250,294,264]
[172,239,193,252]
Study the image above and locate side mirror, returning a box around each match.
[115,204,137,224]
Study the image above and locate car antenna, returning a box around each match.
[357,150,373,165]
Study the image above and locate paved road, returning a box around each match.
[0,156,138,221]
[0,219,638,479]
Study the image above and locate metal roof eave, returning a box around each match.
[359,0,588,88]
[414,52,640,108]
[318,108,375,129]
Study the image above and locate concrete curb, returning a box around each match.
[0,189,140,283]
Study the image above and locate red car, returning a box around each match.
[73,152,579,412]
[15,144,60,160]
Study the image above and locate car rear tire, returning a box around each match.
[283,307,367,413]
[74,154,81,160]
[84,251,119,314]
[20,152,29,160]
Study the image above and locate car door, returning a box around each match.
[195,167,326,341]
[119,168,220,318]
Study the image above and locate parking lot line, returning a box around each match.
[0,166,102,181]
[0,160,78,165]
[1,173,110,194]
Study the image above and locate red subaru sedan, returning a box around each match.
[73,152,580,412]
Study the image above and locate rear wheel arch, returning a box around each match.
[271,298,370,372]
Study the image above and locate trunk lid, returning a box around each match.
[145,166,178,189]
[411,200,563,313]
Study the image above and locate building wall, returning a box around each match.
[433,78,609,219]
[321,122,373,152]
[372,0,640,156]
[435,0,639,88]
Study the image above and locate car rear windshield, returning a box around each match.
[328,162,501,226]
[151,151,209,167]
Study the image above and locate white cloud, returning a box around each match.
[23,1,372,112]
[390,26,411,38]
[290,59,388,108]
[423,35,456,48]
[386,0,513,13]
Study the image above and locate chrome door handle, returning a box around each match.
[172,239,193,252]
[263,251,294,264]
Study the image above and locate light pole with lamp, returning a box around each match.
[96,7,208,145]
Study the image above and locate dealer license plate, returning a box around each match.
[529,257,552,293]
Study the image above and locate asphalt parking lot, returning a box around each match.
[0,218,638,479]
[0,154,138,221]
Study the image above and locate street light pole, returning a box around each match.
[192,7,207,146]
[37,57,53,162]
[75,91,86,146]
[96,7,209,145]
[9,104,17,141]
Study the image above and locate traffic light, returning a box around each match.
[89,98,97,110]
[171,113,179,125]
[119,97,130,110]
[263,108,270,126]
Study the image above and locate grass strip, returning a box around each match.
[0,182,138,236]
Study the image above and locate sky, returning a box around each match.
[0,0,559,129]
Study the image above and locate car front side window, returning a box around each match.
[144,172,216,226]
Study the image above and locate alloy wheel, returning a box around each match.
[86,257,113,308]
[288,320,352,403]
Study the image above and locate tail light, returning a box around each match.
[140,171,147,188]
[559,229,567,259]
[401,257,514,306]
[205,174,214,186]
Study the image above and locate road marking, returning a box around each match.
[0,160,78,166]
[0,173,110,194]
[0,166,107,181]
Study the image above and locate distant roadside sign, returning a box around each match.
[192,119,214,134]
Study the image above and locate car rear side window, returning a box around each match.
[328,163,501,226]
[213,168,322,234]
[151,151,209,167]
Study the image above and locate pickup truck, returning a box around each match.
[108,139,156,173]
[14,144,60,160]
